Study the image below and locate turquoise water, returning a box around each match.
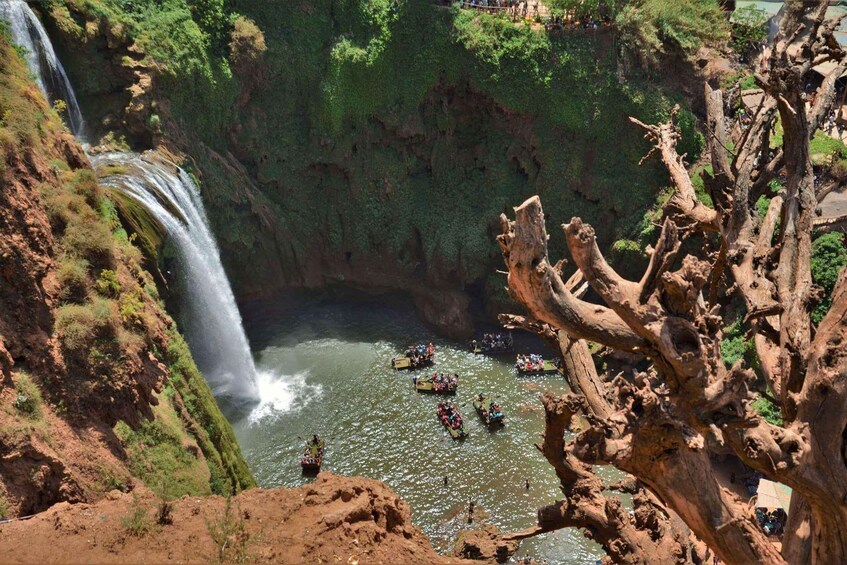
[230,294,606,564]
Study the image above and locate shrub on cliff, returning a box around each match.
[70,169,101,207]
[616,0,729,67]
[56,255,90,303]
[63,219,116,268]
[55,298,119,351]
[228,16,265,75]
[13,373,43,419]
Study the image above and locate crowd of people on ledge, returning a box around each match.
[472,332,513,351]
[515,353,545,372]
[452,0,614,33]
[406,343,435,366]
[461,0,522,12]
[437,402,464,430]
[416,372,459,392]
[544,15,611,32]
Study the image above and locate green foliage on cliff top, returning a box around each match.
[50,1,706,297]
[616,0,728,67]
[215,1,700,285]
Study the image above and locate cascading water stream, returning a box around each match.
[0,0,84,137]
[1,0,295,413]
[92,152,260,402]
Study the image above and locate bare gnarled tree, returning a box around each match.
[497,1,847,563]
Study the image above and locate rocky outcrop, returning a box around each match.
[0,474,477,564]
[452,524,518,563]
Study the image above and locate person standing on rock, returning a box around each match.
[467,500,475,524]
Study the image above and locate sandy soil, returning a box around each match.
[0,473,478,564]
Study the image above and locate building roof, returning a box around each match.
[756,479,793,513]
[734,2,847,45]
[733,0,783,19]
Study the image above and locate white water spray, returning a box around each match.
[0,0,84,137]
[92,152,260,402]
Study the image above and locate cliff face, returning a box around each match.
[0,28,252,519]
[41,0,702,337]
[0,473,475,564]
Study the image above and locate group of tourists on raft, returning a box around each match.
[416,372,458,393]
[406,342,435,366]
[476,394,503,419]
[300,434,325,469]
[515,353,545,372]
[472,332,513,352]
[437,402,464,430]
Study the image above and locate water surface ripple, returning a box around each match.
[234,295,610,564]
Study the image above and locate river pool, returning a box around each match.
[230,293,607,564]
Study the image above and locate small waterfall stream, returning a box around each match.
[93,153,260,401]
[0,0,84,137]
[1,1,261,403]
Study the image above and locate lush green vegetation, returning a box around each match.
[162,328,255,495]
[45,0,706,299]
[616,0,728,67]
[115,395,213,500]
[543,0,620,19]
[542,0,730,68]
[751,396,783,426]
[721,316,759,372]
[812,232,847,324]
[730,5,768,56]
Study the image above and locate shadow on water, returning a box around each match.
[241,288,554,355]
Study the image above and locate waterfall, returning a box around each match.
[4,0,263,405]
[0,0,85,137]
[92,152,260,402]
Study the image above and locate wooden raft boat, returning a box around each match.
[436,402,467,439]
[300,436,325,474]
[472,394,504,427]
[515,357,559,375]
[414,373,458,394]
[392,343,435,370]
[469,334,514,354]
